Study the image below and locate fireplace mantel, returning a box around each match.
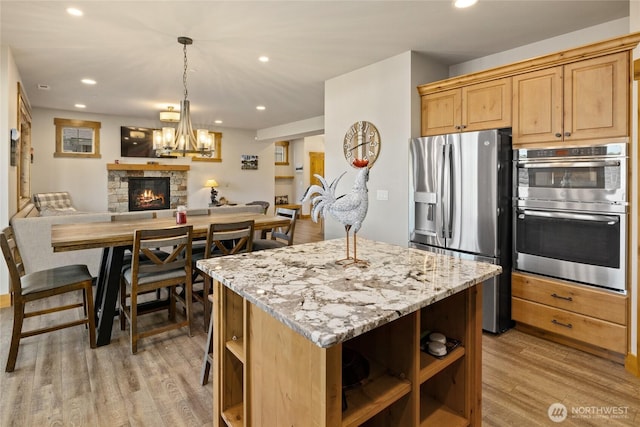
[106,163,190,172]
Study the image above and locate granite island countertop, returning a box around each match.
[197,238,501,348]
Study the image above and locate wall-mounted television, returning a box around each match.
[120,126,156,158]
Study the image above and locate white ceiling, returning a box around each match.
[1,1,630,131]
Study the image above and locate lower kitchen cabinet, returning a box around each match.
[511,271,627,360]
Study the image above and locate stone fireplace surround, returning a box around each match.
[106,163,189,213]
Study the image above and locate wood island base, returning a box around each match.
[212,280,483,427]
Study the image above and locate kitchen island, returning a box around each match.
[197,238,501,427]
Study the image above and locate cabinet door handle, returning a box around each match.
[551,319,573,329]
[564,131,571,137]
[551,293,573,302]
[555,133,562,138]
[460,125,467,129]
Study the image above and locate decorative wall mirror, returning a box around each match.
[275,140,289,165]
[54,118,101,158]
[17,82,32,210]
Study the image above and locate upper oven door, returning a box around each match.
[516,157,626,204]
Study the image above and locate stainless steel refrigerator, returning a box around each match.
[409,129,513,333]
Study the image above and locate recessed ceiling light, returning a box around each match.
[81,78,96,85]
[258,56,269,63]
[256,105,266,111]
[66,7,83,16]
[454,0,478,8]
[214,120,223,124]
[75,104,86,109]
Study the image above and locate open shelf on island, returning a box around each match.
[342,371,412,427]
[221,402,244,427]
[419,346,465,384]
[226,338,244,363]
[420,395,468,427]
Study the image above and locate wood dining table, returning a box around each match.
[51,212,290,346]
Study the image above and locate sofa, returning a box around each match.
[10,204,264,277]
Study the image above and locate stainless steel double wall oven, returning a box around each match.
[514,142,627,292]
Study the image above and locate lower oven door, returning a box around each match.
[515,208,626,292]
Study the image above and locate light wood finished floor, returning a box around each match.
[1,218,638,426]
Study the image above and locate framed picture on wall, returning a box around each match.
[241,154,258,170]
[275,195,289,205]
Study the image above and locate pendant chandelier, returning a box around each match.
[154,36,213,157]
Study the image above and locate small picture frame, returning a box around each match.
[54,118,101,158]
[241,154,258,170]
[275,195,289,205]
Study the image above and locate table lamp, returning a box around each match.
[205,179,219,205]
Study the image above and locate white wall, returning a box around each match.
[450,18,630,76]
[324,51,447,246]
[30,108,276,213]
[256,115,324,143]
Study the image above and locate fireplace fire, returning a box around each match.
[128,177,171,211]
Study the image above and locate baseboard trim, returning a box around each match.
[625,353,639,377]
[0,293,12,308]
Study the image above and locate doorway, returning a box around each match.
[309,152,324,186]
[17,82,32,210]
[308,152,324,227]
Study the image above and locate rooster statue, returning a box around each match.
[302,165,369,266]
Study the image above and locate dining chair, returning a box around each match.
[200,294,215,385]
[193,220,255,330]
[172,208,211,300]
[1,226,96,372]
[253,207,298,251]
[112,212,160,259]
[172,207,210,250]
[246,200,270,214]
[172,208,210,218]
[197,220,254,385]
[119,225,194,354]
[113,211,171,328]
[111,211,157,222]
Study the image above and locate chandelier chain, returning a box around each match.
[182,42,189,101]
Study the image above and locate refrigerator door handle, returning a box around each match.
[447,141,454,238]
[439,142,447,238]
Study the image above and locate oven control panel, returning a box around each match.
[517,143,625,161]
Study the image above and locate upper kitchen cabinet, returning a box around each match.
[421,78,512,136]
[513,52,629,147]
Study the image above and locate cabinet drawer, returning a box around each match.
[512,272,626,325]
[512,297,627,354]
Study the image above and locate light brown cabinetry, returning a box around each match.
[212,279,482,427]
[511,271,627,358]
[421,78,512,136]
[512,52,629,146]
